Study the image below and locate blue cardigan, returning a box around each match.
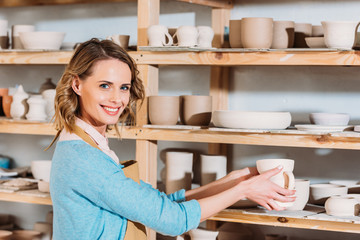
[50,140,201,239]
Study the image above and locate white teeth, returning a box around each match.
[103,106,119,112]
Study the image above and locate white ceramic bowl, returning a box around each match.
[38,180,50,193]
[19,31,66,50]
[309,183,348,205]
[212,111,291,129]
[305,37,326,48]
[31,160,52,182]
[309,113,350,126]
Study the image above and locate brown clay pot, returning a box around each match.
[180,95,212,126]
[271,21,295,49]
[148,96,179,125]
[241,17,273,49]
[229,19,242,48]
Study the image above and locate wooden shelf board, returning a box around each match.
[210,209,360,234]
[174,0,233,8]
[0,192,52,205]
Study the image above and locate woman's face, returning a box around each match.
[73,59,131,134]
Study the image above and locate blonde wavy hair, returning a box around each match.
[54,38,145,137]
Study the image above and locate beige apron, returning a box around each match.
[72,125,147,240]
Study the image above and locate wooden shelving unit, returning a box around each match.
[0,192,52,206]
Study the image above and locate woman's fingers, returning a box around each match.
[260,165,283,179]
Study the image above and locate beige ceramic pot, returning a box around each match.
[309,183,348,205]
[321,21,360,49]
[229,19,242,48]
[180,95,212,126]
[241,17,273,49]
[294,23,312,48]
[148,96,179,125]
[287,179,310,211]
[107,34,130,49]
[325,195,360,217]
[271,21,295,49]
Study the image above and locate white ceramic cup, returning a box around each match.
[256,159,295,208]
[287,179,310,210]
[200,154,227,185]
[165,151,193,194]
[174,26,198,47]
[197,26,214,48]
[0,20,8,36]
[147,25,173,47]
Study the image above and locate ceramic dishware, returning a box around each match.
[294,23,312,48]
[10,85,29,120]
[0,20,8,49]
[106,34,130,49]
[174,26,198,47]
[287,179,310,210]
[19,31,66,50]
[147,25,173,47]
[33,222,52,240]
[26,95,47,122]
[39,78,56,93]
[31,160,52,182]
[312,25,324,37]
[189,228,218,240]
[325,195,360,217]
[309,183,348,205]
[0,230,12,240]
[309,113,350,126]
[305,37,326,48]
[229,19,242,48]
[241,17,273,49]
[200,154,227,185]
[271,21,295,49]
[197,26,214,48]
[321,21,360,49]
[165,151,193,194]
[11,25,35,49]
[148,96,179,125]
[180,95,212,126]
[256,159,295,208]
[12,230,42,240]
[330,180,360,194]
[212,111,291,129]
[42,89,56,121]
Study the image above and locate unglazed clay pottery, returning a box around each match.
[189,228,218,240]
[106,34,130,49]
[38,180,50,193]
[321,21,360,49]
[309,113,350,126]
[325,196,360,217]
[0,88,8,96]
[229,20,242,48]
[197,26,214,48]
[31,160,52,182]
[147,25,173,47]
[12,230,42,240]
[265,234,287,240]
[330,180,360,194]
[241,17,273,49]
[0,230,12,240]
[287,179,310,211]
[174,26,198,47]
[312,25,324,37]
[309,183,348,205]
[294,23,312,48]
[148,96,179,125]
[33,222,52,240]
[200,154,227,185]
[19,31,65,50]
[11,25,35,49]
[212,111,291,130]
[2,95,12,118]
[39,78,56,93]
[271,21,295,49]
[25,95,47,122]
[305,37,326,48]
[256,159,295,208]
[165,152,193,194]
[10,85,29,120]
[41,89,56,121]
[180,95,212,126]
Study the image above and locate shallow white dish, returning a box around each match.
[305,37,326,48]
[309,113,350,126]
[213,111,291,129]
[295,124,353,132]
[19,31,66,50]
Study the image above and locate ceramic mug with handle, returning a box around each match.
[147,25,173,47]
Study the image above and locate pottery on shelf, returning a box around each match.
[11,25,35,49]
[189,228,219,240]
[180,95,212,126]
[212,111,291,130]
[200,154,227,185]
[25,95,47,122]
[10,85,29,120]
[309,112,350,126]
[174,26,198,47]
[147,25,173,47]
[309,183,348,205]
[19,31,65,50]
[33,221,52,240]
[38,180,50,193]
[107,34,130,49]
[2,95,13,118]
[271,21,295,49]
[165,152,193,194]
[294,23,312,48]
[287,179,310,211]
[229,19,242,48]
[241,17,273,49]
[39,78,56,93]
[42,89,56,121]
[31,160,52,182]
[148,96,179,125]
[321,21,360,49]
[197,26,214,48]
[311,25,324,37]
[329,180,360,194]
[305,37,326,48]
[325,195,360,217]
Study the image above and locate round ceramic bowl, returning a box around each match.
[38,180,50,193]
[11,230,42,240]
[309,113,350,126]
[325,195,360,217]
[189,228,219,240]
[212,111,291,129]
[19,31,66,50]
[0,230,12,240]
[305,37,326,48]
[309,183,348,205]
[31,160,52,182]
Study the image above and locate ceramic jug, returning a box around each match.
[147,25,173,47]
[321,21,360,49]
[26,95,47,121]
[10,85,29,120]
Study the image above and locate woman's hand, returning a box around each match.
[238,166,296,211]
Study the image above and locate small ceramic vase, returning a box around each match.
[26,95,47,121]
[309,183,348,205]
[165,151,193,194]
[174,26,198,47]
[287,179,310,211]
[10,85,29,120]
[0,88,9,117]
[148,96,179,125]
[265,234,287,240]
[294,23,312,48]
[11,25,35,49]
[180,95,212,126]
[256,159,295,208]
[325,196,360,217]
[229,19,242,48]
[312,25,324,37]
[106,34,130,49]
[241,17,273,49]
[34,222,52,240]
[197,26,214,48]
[147,25,173,47]
[41,89,56,121]
[189,228,219,240]
[321,21,360,49]
[200,154,227,185]
[271,21,295,49]
[39,78,56,93]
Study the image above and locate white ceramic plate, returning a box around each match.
[294,124,353,132]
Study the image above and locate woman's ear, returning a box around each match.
[72,76,82,96]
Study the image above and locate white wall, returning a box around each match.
[0,1,359,239]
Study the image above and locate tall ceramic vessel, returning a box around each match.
[241,17,273,49]
[229,19,242,48]
[271,21,295,49]
[321,21,360,49]
[41,89,56,121]
[26,95,47,121]
[200,154,227,185]
[10,85,29,120]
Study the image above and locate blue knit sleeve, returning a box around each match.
[140,180,186,202]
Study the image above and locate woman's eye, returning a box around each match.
[121,85,130,91]
[100,84,109,89]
